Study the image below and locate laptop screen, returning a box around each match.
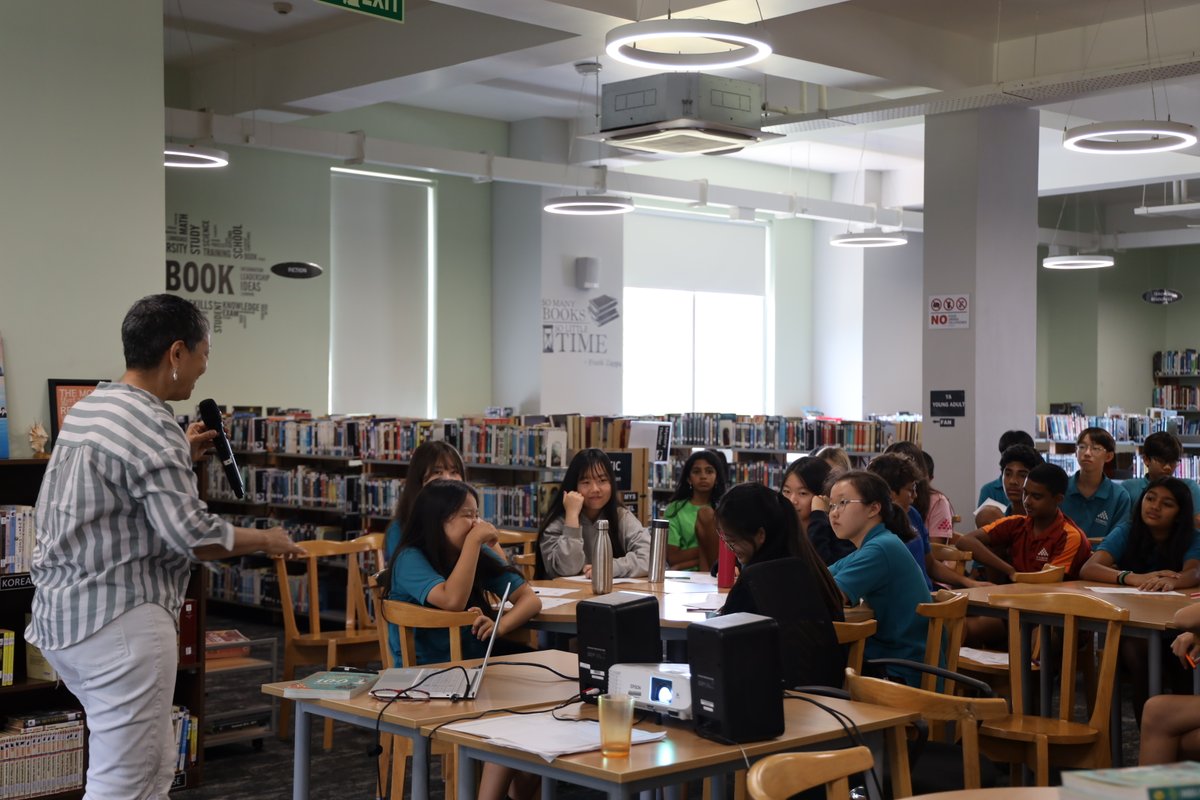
[467,580,512,697]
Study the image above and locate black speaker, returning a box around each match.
[576,592,661,701]
[688,612,784,743]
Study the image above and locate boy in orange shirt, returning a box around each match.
[956,463,1092,646]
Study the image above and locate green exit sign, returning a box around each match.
[314,0,403,23]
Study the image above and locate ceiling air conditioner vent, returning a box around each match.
[586,73,780,156]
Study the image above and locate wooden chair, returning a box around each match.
[512,552,536,582]
[977,592,1128,786]
[747,746,875,800]
[833,620,877,677]
[1011,564,1065,584]
[917,589,967,692]
[931,542,971,577]
[275,534,385,750]
[959,566,1065,681]
[846,670,1008,792]
[370,583,477,800]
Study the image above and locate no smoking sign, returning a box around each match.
[927,293,970,330]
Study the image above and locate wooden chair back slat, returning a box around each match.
[747,747,874,800]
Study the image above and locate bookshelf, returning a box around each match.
[1153,350,1200,420]
[0,458,207,796]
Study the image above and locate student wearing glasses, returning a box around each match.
[826,470,930,687]
[1060,427,1131,539]
[1121,432,1200,527]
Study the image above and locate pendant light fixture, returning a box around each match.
[1062,1,1197,155]
[543,61,634,217]
[164,143,230,169]
[827,131,907,248]
[1041,194,1115,270]
[606,18,772,71]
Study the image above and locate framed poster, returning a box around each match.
[48,379,105,445]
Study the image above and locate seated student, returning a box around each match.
[1081,477,1200,721]
[975,444,1045,528]
[663,449,726,571]
[388,479,541,800]
[977,429,1036,522]
[956,463,1092,646]
[1141,603,1200,765]
[814,445,852,476]
[716,482,846,688]
[826,470,931,687]
[1060,426,1131,539]
[536,448,650,579]
[866,454,933,590]
[919,450,956,542]
[1122,432,1200,527]
[780,456,854,565]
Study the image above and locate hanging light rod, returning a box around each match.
[1042,254,1115,270]
[605,20,772,71]
[164,143,230,169]
[543,195,635,216]
[829,228,907,248]
[1063,120,1198,155]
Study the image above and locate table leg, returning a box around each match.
[1039,625,1052,715]
[887,724,912,798]
[456,747,477,800]
[541,776,558,800]
[1149,631,1163,697]
[1021,622,1035,715]
[293,703,311,800]
[865,732,885,800]
[412,735,431,800]
[665,783,684,800]
[710,773,728,800]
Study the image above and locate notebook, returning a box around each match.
[373,582,511,699]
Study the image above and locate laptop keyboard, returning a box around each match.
[418,669,473,696]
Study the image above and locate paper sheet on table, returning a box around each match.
[1087,586,1184,596]
[682,593,726,611]
[666,570,718,584]
[536,597,577,611]
[561,576,641,584]
[532,587,578,597]
[959,647,1009,667]
[444,711,667,762]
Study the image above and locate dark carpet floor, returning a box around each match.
[180,613,1145,799]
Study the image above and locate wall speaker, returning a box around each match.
[575,257,600,289]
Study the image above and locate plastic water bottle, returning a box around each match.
[592,519,613,594]
[648,519,668,582]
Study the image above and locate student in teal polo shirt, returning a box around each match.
[1061,427,1131,539]
[827,470,930,687]
[975,445,1044,528]
[1122,432,1200,527]
[977,431,1035,510]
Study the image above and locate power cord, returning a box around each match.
[485,661,579,681]
[785,692,884,799]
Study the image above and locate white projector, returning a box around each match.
[607,663,694,720]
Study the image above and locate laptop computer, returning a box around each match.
[373,582,512,700]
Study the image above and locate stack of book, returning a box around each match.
[1062,761,1200,800]
[0,629,13,687]
[0,709,85,799]
[1,505,35,575]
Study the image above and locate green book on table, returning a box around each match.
[281,671,377,700]
[1062,762,1200,800]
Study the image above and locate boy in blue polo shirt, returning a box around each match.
[976,430,1036,526]
[1122,431,1200,527]
[974,444,1044,528]
[1061,427,1131,539]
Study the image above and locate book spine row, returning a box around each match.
[729,460,785,490]
[1153,385,1200,412]
[359,477,404,517]
[0,629,12,687]
[216,514,353,543]
[0,505,35,575]
[1133,456,1200,481]
[460,423,567,468]
[0,720,84,800]
[666,414,921,453]
[205,462,360,511]
[170,706,198,773]
[474,483,541,530]
[208,563,313,612]
[1155,349,1200,375]
[1037,413,1180,442]
[228,416,363,457]
[356,418,462,461]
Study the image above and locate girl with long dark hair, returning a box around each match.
[663,449,726,570]
[780,456,853,565]
[537,448,649,579]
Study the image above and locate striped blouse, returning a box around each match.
[25,382,233,650]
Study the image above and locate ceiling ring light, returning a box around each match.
[164,143,230,168]
[1062,120,1198,155]
[543,195,635,216]
[1042,254,1115,270]
[829,228,907,248]
[605,20,772,71]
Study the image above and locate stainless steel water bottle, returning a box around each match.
[648,518,668,582]
[592,519,613,594]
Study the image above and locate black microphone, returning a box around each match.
[198,399,245,499]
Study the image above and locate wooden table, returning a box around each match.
[910,789,1059,800]
[262,649,580,800]
[435,693,917,800]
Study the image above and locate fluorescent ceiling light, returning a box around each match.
[1042,254,1115,270]
[164,144,229,169]
[829,228,907,248]
[544,195,635,216]
[605,20,772,71]
[1062,120,1198,154]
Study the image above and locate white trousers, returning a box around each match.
[44,602,179,800]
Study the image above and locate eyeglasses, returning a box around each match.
[829,499,868,514]
[456,509,481,521]
[1076,444,1107,454]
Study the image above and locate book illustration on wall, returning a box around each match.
[47,379,105,446]
[588,295,619,327]
[0,336,7,459]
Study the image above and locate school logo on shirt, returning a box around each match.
[1037,547,1050,563]
[1096,511,1109,526]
